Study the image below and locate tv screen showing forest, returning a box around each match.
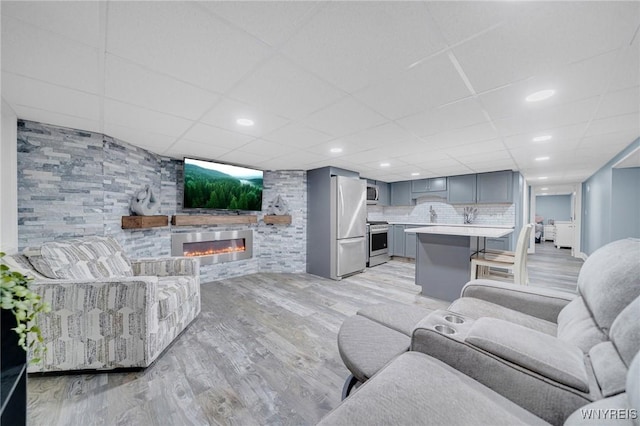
[183,158,263,211]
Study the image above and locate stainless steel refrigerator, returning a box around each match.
[330,176,366,279]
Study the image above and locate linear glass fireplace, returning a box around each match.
[171,230,253,265]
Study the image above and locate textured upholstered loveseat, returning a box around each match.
[335,238,640,425]
[2,236,201,372]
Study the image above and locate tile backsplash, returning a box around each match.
[368,199,515,226]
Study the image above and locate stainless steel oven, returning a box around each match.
[367,221,390,267]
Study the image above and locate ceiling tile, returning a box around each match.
[262,123,333,149]
[595,86,640,120]
[502,124,587,150]
[1,1,102,48]
[302,97,387,138]
[104,55,220,121]
[198,1,322,47]
[479,51,618,121]
[609,40,640,92]
[103,123,176,155]
[106,2,272,93]
[258,150,329,171]
[353,53,472,120]
[180,123,254,150]
[200,98,289,137]
[425,2,519,46]
[12,105,102,135]
[217,149,274,167]
[493,97,599,137]
[427,165,475,177]
[281,2,447,92]
[233,139,288,158]
[396,97,488,137]
[332,122,422,150]
[467,159,518,174]
[2,73,100,121]
[452,2,640,92]
[228,55,344,120]
[1,16,101,94]
[419,122,500,150]
[164,139,233,161]
[104,99,193,138]
[584,113,640,138]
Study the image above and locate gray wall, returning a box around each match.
[582,137,640,255]
[536,195,572,222]
[17,120,306,282]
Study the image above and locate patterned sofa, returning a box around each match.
[3,236,201,372]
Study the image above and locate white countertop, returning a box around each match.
[388,222,514,229]
[405,225,514,238]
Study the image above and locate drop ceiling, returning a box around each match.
[2,1,639,190]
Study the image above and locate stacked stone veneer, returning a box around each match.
[16,120,306,283]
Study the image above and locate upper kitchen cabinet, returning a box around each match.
[376,181,390,206]
[411,177,447,193]
[390,181,415,206]
[447,174,477,204]
[477,171,513,203]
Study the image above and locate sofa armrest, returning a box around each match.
[460,279,576,323]
[466,318,589,392]
[28,276,159,371]
[130,257,200,277]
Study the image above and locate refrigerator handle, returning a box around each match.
[338,184,344,218]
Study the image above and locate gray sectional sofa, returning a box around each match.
[332,238,640,425]
[3,236,201,372]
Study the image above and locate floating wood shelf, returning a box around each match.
[263,215,292,225]
[171,215,258,226]
[121,215,169,229]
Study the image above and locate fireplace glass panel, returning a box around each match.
[183,238,246,257]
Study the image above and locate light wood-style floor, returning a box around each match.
[27,243,582,425]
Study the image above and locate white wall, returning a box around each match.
[0,99,18,253]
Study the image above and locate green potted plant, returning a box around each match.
[1,252,49,363]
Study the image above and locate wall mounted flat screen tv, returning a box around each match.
[183,158,263,211]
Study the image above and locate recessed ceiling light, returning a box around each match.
[380,162,390,167]
[541,193,548,195]
[538,176,548,180]
[525,89,555,102]
[541,187,549,190]
[532,135,552,142]
[411,172,420,176]
[535,156,550,161]
[330,147,343,153]
[236,118,254,126]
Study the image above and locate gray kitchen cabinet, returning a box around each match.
[376,181,390,206]
[392,225,406,257]
[404,225,420,259]
[411,177,447,193]
[447,174,477,204]
[477,171,513,203]
[485,236,511,251]
[387,225,395,254]
[391,181,414,206]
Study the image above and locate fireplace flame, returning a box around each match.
[183,245,246,257]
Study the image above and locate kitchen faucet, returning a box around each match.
[429,205,437,223]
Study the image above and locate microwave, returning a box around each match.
[366,184,379,204]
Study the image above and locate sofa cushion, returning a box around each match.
[466,318,589,392]
[0,254,49,280]
[157,275,200,320]
[609,296,640,368]
[24,236,133,280]
[448,297,557,336]
[577,238,640,334]
[318,351,550,426]
[357,303,433,336]
[337,315,410,383]
[557,297,608,352]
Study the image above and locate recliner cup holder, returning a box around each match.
[444,315,465,324]
[434,324,456,335]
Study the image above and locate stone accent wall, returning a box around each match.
[16,120,306,282]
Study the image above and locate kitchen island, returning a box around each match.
[405,226,514,302]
